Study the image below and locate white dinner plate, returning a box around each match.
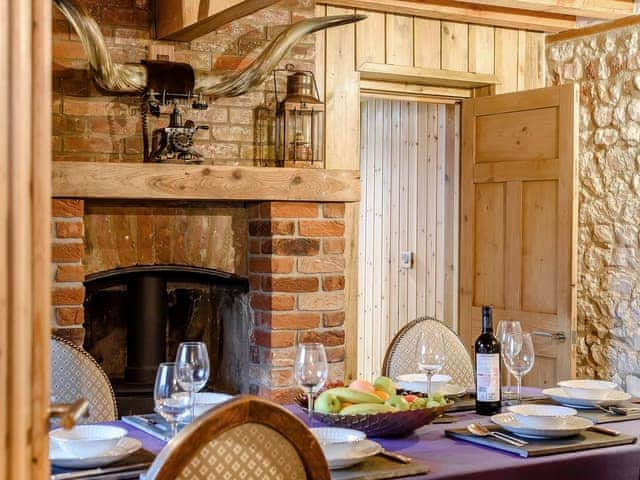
[397,381,466,397]
[542,388,632,409]
[193,392,233,417]
[50,437,142,469]
[325,439,382,470]
[491,413,593,439]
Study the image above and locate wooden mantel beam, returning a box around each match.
[456,0,634,20]
[156,0,279,41]
[52,162,361,202]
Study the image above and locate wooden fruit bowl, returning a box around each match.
[295,395,452,437]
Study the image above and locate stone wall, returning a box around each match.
[547,26,640,391]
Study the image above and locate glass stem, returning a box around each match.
[427,372,432,396]
[168,421,178,441]
[516,376,522,404]
[190,390,195,422]
[308,390,314,421]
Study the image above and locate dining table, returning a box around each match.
[95,399,640,480]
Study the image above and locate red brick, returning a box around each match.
[323,311,345,327]
[260,312,320,330]
[259,386,300,404]
[299,220,345,237]
[62,99,129,117]
[52,199,83,217]
[212,54,244,71]
[260,202,318,218]
[298,256,345,273]
[247,203,262,219]
[253,329,295,348]
[323,275,345,291]
[299,329,345,347]
[250,293,295,311]
[249,238,261,254]
[51,327,85,346]
[271,368,294,387]
[323,238,345,254]
[323,203,345,218]
[249,274,262,290]
[262,239,319,256]
[55,265,84,282]
[261,348,296,367]
[52,287,85,306]
[64,135,118,153]
[249,257,294,274]
[55,221,83,239]
[262,276,318,293]
[53,40,88,60]
[249,220,295,237]
[55,307,84,326]
[299,292,344,311]
[52,243,83,262]
[326,346,346,363]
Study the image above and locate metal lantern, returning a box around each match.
[274,66,325,168]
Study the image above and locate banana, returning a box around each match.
[340,403,396,415]
[325,387,384,405]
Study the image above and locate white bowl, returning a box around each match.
[507,404,577,429]
[193,392,233,418]
[557,380,618,401]
[396,374,452,394]
[311,427,366,458]
[50,425,127,458]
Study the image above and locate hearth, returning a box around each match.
[83,265,249,415]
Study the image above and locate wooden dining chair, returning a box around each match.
[50,335,118,423]
[144,395,330,480]
[382,317,475,390]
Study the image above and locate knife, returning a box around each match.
[51,462,151,480]
[588,425,621,436]
[379,449,412,464]
[133,415,167,431]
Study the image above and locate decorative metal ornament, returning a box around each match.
[53,0,365,98]
[149,103,209,163]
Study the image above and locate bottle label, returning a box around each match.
[476,353,500,402]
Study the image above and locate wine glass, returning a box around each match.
[496,320,522,399]
[416,331,447,395]
[175,342,210,422]
[294,343,328,419]
[154,363,190,440]
[503,332,535,403]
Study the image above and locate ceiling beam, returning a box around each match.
[156,0,279,41]
[319,0,577,32]
[457,0,634,20]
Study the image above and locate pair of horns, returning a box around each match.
[54,0,364,97]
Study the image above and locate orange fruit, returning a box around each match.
[374,390,390,401]
[341,401,353,409]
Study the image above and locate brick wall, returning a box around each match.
[53,0,315,166]
[247,202,346,402]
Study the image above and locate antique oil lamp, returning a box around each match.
[274,65,325,168]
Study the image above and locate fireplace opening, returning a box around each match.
[83,265,250,415]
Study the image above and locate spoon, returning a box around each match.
[467,423,528,447]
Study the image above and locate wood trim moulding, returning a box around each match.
[547,13,640,44]
[318,0,576,32]
[359,62,500,89]
[52,162,361,202]
[458,0,633,20]
[155,0,279,41]
[360,79,471,100]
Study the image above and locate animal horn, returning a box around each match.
[53,0,365,98]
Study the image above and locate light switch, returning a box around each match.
[401,251,413,269]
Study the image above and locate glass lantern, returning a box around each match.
[274,67,324,168]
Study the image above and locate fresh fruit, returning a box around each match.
[340,403,395,415]
[314,392,341,414]
[412,397,427,408]
[341,401,353,409]
[325,387,383,405]
[404,394,418,404]
[349,379,376,394]
[430,392,444,403]
[385,395,410,411]
[374,390,390,401]
[426,400,442,409]
[373,376,397,396]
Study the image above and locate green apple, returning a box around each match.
[314,392,341,414]
[385,395,410,411]
[429,392,444,403]
[373,376,397,396]
[426,400,441,409]
[410,397,427,410]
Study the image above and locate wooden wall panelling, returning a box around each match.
[518,31,546,90]
[468,25,495,74]
[356,10,385,66]
[425,103,438,319]
[386,14,414,66]
[414,18,441,69]
[441,22,469,72]
[494,28,519,94]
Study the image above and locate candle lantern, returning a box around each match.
[274,65,324,168]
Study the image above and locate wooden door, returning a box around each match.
[459,84,578,387]
[358,99,459,381]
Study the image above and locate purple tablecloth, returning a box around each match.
[109,405,640,480]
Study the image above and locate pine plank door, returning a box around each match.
[459,84,578,387]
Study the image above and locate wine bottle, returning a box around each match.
[475,305,501,415]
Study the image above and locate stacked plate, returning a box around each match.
[49,425,141,469]
[311,427,382,469]
[396,374,466,397]
[491,404,593,439]
[543,380,631,409]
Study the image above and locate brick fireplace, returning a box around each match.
[51,198,347,403]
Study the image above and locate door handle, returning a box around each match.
[49,398,90,429]
[532,331,567,342]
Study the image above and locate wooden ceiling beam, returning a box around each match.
[457,0,634,20]
[156,0,279,41]
[319,0,577,32]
